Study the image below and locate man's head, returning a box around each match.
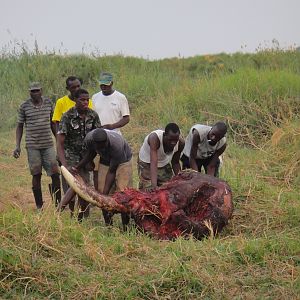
[208,121,227,145]
[99,72,113,95]
[29,82,42,101]
[92,128,108,152]
[163,123,180,151]
[66,76,81,98]
[74,89,89,112]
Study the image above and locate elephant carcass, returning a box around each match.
[61,166,233,240]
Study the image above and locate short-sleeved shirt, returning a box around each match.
[92,90,130,135]
[83,129,132,168]
[18,97,54,149]
[183,124,226,159]
[52,95,93,122]
[58,107,101,163]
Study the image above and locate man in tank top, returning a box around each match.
[181,121,227,177]
[138,123,185,190]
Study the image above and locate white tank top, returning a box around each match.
[183,124,226,159]
[139,130,179,167]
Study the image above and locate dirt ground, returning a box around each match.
[0,130,140,213]
[0,134,55,211]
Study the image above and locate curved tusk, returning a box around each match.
[60,166,127,212]
[61,166,100,207]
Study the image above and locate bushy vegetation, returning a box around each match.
[0,47,299,299]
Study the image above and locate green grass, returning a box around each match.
[0,46,299,299]
[1,208,299,299]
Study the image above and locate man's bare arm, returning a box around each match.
[13,123,24,158]
[171,137,185,175]
[102,166,118,195]
[102,115,130,130]
[51,121,57,137]
[207,144,226,176]
[56,134,67,167]
[189,131,200,171]
[52,121,60,133]
[75,149,97,170]
[148,133,160,188]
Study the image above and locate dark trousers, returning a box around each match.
[180,154,220,177]
[61,169,90,221]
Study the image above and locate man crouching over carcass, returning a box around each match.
[138,123,185,191]
[71,128,133,230]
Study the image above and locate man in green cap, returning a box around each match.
[92,72,130,135]
[13,82,61,209]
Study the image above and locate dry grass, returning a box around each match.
[1,51,300,299]
[1,127,299,299]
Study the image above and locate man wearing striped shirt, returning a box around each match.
[13,82,61,209]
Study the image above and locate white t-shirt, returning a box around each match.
[183,124,226,159]
[139,130,179,168]
[92,90,130,135]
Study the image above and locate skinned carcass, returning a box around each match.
[61,166,233,240]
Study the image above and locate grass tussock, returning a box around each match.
[0,45,299,298]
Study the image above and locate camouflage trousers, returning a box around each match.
[137,159,173,190]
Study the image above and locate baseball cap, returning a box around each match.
[99,72,113,85]
[29,82,42,91]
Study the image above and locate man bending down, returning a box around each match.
[74,128,133,230]
[138,123,185,190]
[181,122,227,177]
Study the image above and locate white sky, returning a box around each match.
[1,0,299,59]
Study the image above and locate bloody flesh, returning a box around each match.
[61,167,233,240]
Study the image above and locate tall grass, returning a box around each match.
[1,47,300,131]
[0,46,299,299]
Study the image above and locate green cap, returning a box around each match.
[29,82,42,91]
[99,72,113,85]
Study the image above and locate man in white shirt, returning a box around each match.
[92,72,130,135]
[181,122,227,177]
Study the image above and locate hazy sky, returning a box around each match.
[1,0,299,59]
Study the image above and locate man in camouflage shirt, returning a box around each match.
[57,88,101,221]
